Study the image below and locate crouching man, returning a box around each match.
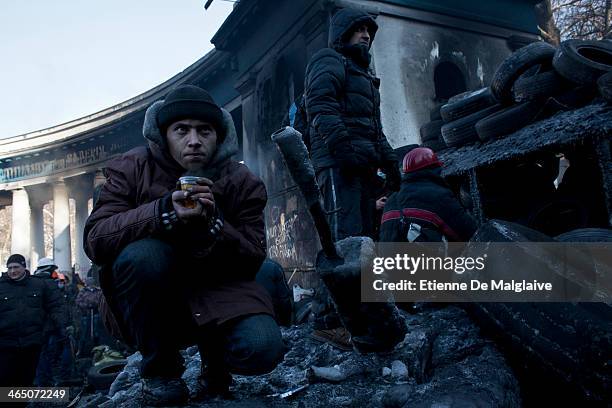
[84,85,284,406]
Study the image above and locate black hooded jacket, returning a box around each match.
[380,168,478,242]
[0,273,66,349]
[304,8,396,172]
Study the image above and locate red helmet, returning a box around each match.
[402,147,442,173]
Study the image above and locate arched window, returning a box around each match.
[434,62,467,100]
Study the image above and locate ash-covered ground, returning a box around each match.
[74,305,520,408]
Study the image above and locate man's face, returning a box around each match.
[6,263,26,280]
[348,24,371,47]
[166,119,218,171]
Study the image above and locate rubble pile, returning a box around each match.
[76,305,520,407]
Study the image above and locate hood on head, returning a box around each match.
[329,8,378,50]
[143,99,239,170]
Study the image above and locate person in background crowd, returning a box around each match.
[76,277,105,356]
[0,254,66,393]
[33,258,70,387]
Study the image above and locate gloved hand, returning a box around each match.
[383,162,401,192]
[329,140,370,175]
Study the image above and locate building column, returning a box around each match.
[25,184,51,270]
[66,173,94,277]
[10,188,31,266]
[29,201,45,269]
[53,180,71,275]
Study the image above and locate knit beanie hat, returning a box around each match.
[6,254,26,267]
[157,85,225,142]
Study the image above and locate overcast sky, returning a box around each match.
[0,0,234,138]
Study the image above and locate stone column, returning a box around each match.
[53,180,72,274]
[25,184,51,269]
[10,188,31,265]
[66,173,94,276]
[29,200,45,268]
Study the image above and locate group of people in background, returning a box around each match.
[0,255,111,390]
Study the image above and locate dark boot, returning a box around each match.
[351,302,407,353]
[310,327,353,351]
[196,327,233,400]
[141,377,189,406]
[194,366,233,400]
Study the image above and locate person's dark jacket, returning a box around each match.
[305,8,397,181]
[32,273,68,336]
[0,273,66,349]
[75,287,102,314]
[380,168,478,242]
[84,102,274,341]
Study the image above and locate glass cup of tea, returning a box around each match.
[178,176,200,209]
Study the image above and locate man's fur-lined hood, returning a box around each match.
[142,100,239,172]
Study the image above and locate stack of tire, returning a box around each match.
[437,39,612,148]
[418,104,447,152]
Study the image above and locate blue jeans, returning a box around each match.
[112,238,284,378]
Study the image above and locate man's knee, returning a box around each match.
[225,314,284,375]
[113,238,174,284]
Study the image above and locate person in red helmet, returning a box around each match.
[380,147,477,243]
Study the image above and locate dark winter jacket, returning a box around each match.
[380,168,478,242]
[32,273,68,336]
[75,287,102,314]
[84,102,274,341]
[304,8,396,173]
[0,274,66,349]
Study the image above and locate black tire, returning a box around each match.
[430,103,444,121]
[440,88,496,122]
[475,100,542,142]
[513,70,571,102]
[536,85,599,120]
[465,301,612,404]
[87,359,127,391]
[598,71,612,103]
[491,41,556,103]
[419,120,443,143]
[441,104,502,148]
[526,199,589,237]
[422,139,447,152]
[555,228,612,242]
[464,220,612,403]
[553,39,612,86]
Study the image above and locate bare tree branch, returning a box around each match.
[552,0,611,40]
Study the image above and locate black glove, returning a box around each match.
[329,140,371,175]
[383,162,401,192]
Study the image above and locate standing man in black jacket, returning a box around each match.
[305,7,400,241]
[304,7,401,350]
[0,254,66,388]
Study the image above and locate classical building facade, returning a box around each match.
[1,0,539,280]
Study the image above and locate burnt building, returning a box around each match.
[210,0,540,284]
[0,0,540,282]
